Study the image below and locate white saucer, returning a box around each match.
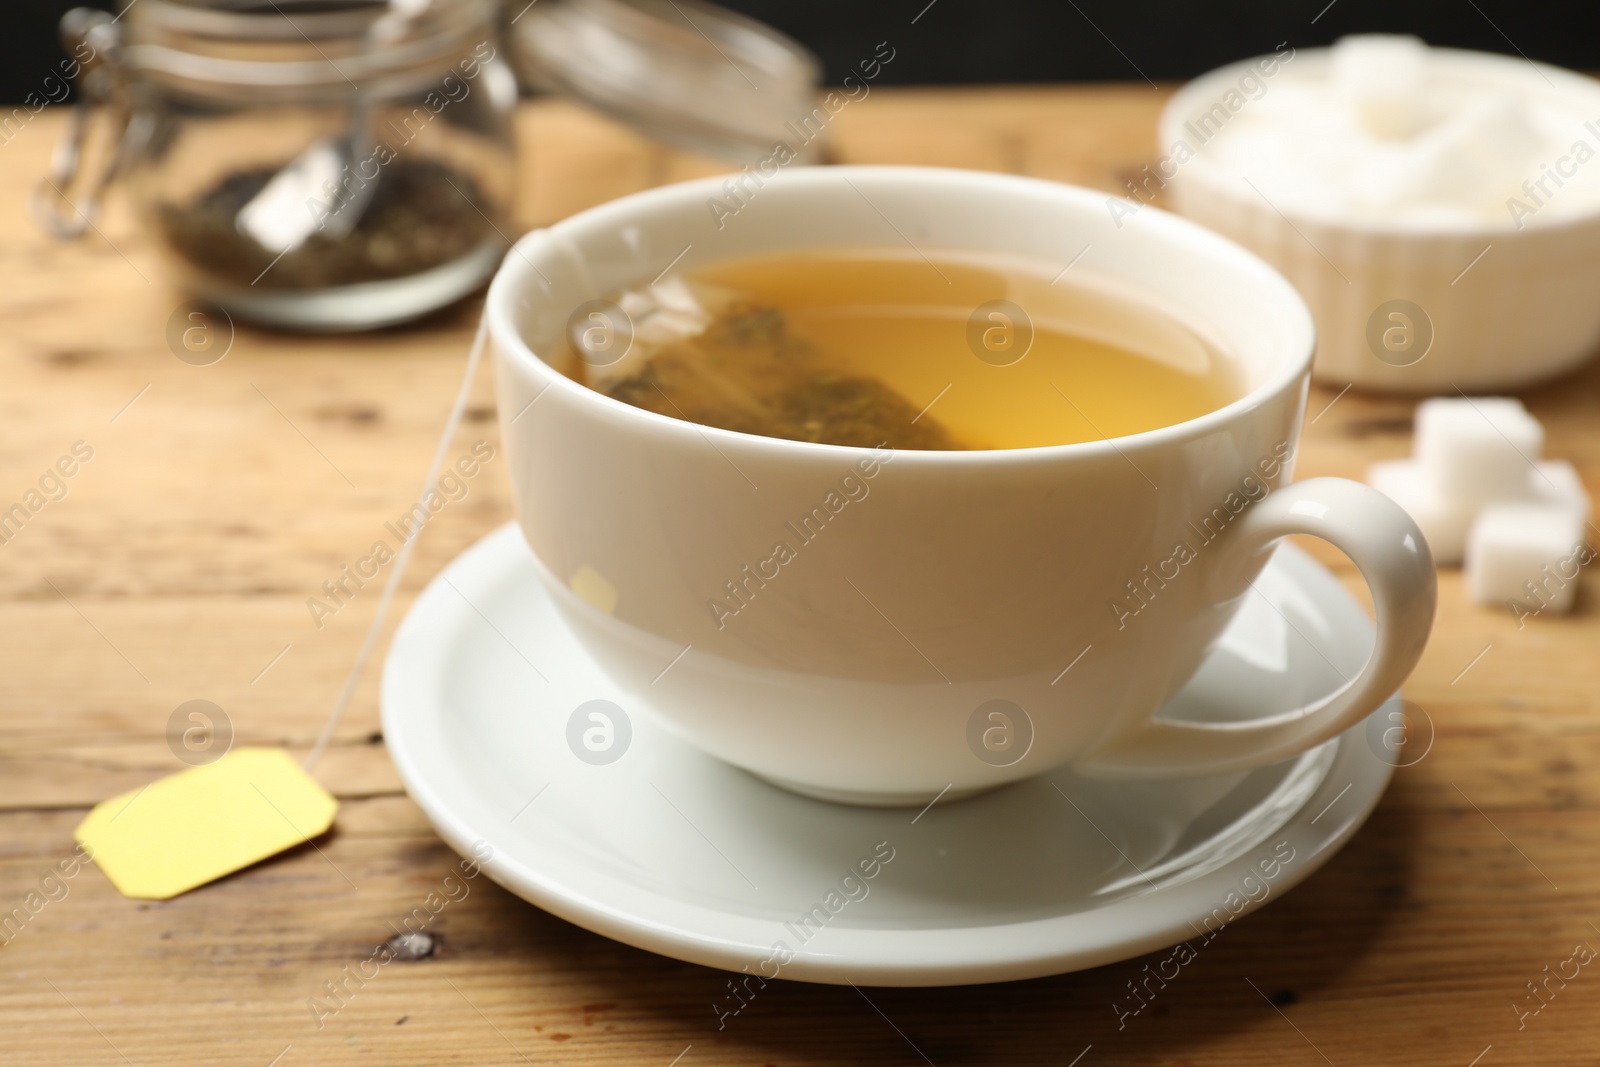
[382,523,1397,986]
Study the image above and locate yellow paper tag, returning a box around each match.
[75,747,338,900]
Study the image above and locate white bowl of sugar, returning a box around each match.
[1155,36,1600,393]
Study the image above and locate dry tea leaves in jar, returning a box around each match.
[159,158,495,290]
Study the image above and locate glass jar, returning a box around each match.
[42,0,517,331]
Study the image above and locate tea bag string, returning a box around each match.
[303,308,490,771]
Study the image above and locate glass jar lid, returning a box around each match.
[513,0,824,165]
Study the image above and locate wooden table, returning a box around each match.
[3,87,1598,1066]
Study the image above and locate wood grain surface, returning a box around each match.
[2,86,1598,1067]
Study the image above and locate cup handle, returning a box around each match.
[1076,477,1436,778]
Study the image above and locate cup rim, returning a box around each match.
[1159,45,1600,238]
[487,165,1315,465]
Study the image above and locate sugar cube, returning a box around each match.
[1415,397,1544,503]
[1367,458,1477,564]
[1465,503,1590,614]
[1399,95,1545,216]
[1527,459,1592,520]
[1331,34,1430,140]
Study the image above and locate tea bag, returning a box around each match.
[588,276,962,450]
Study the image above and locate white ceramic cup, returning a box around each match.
[488,166,1436,805]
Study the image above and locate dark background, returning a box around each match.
[7,0,1595,102]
